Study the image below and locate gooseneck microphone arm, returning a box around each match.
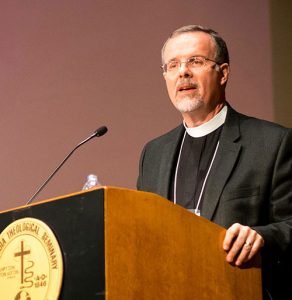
[26,126,108,205]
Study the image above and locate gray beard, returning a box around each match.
[175,97,204,113]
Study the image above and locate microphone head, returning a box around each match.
[94,126,108,137]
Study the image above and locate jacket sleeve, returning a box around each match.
[136,144,147,191]
[253,128,292,256]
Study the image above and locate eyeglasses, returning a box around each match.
[162,55,219,73]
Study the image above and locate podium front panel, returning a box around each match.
[0,189,106,299]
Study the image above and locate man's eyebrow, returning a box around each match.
[166,55,203,62]
[166,57,178,63]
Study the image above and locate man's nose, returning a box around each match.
[178,62,192,77]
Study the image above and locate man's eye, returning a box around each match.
[168,61,179,70]
[189,57,203,65]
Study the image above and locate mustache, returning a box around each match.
[176,80,199,90]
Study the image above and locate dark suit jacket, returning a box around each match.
[137,105,292,299]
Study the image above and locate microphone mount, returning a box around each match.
[26,126,108,205]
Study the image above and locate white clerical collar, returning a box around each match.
[183,105,227,137]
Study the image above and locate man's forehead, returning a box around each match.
[163,31,216,60]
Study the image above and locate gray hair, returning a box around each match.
[161,25,230,65]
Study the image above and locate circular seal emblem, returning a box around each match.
[0,218,63,299]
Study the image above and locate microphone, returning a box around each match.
[26,126,108,205]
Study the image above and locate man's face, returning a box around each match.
[162,32,228,123]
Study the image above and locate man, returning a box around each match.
[137,25,292,299]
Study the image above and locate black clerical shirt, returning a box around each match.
[170,126,223,211]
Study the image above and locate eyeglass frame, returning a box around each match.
[161,55,221,73]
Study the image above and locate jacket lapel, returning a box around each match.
[157,125,185,199]
[201,107,242,220]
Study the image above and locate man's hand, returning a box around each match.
[223,223,264,266]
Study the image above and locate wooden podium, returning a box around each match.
[0,187,262,299]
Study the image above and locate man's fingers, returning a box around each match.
[234,239,255,266]
[223,223,264,266]
[246,235,265,261]
[223,223,241,251]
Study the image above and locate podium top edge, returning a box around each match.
[0,186,138,214]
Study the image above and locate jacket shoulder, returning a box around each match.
[228,106,291,137]
[143,124,184,148]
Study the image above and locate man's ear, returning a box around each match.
[163,71,167,80]
[219,63,230,86]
